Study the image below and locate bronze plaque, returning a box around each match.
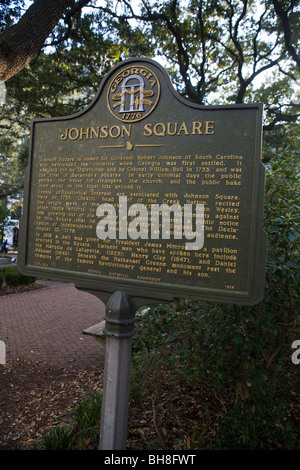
[18,58,266,307]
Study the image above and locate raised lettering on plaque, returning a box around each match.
[18,58,266,307]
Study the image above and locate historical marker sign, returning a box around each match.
[19,58,266,307]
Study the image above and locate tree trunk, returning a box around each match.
[0,0,74,82]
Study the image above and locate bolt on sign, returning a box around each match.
[18,58,266,307]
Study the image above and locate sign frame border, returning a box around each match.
[18,57,267,308]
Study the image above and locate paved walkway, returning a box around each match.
[0,281,106,370]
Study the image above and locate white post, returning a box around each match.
[0,340,6,364]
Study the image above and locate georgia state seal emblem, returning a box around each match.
[107,65,160,123]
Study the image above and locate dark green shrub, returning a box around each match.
[0,268,4,287]
[2,265,36,286]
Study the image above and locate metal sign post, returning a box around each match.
[99,291,136,450]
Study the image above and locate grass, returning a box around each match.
[38,392,102,450]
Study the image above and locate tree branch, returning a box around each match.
[271,0,300,70]
[0,0,90,82]
[263,110,299,131]
[46,0,91,47]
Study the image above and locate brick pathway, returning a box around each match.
[0,282,106,370]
